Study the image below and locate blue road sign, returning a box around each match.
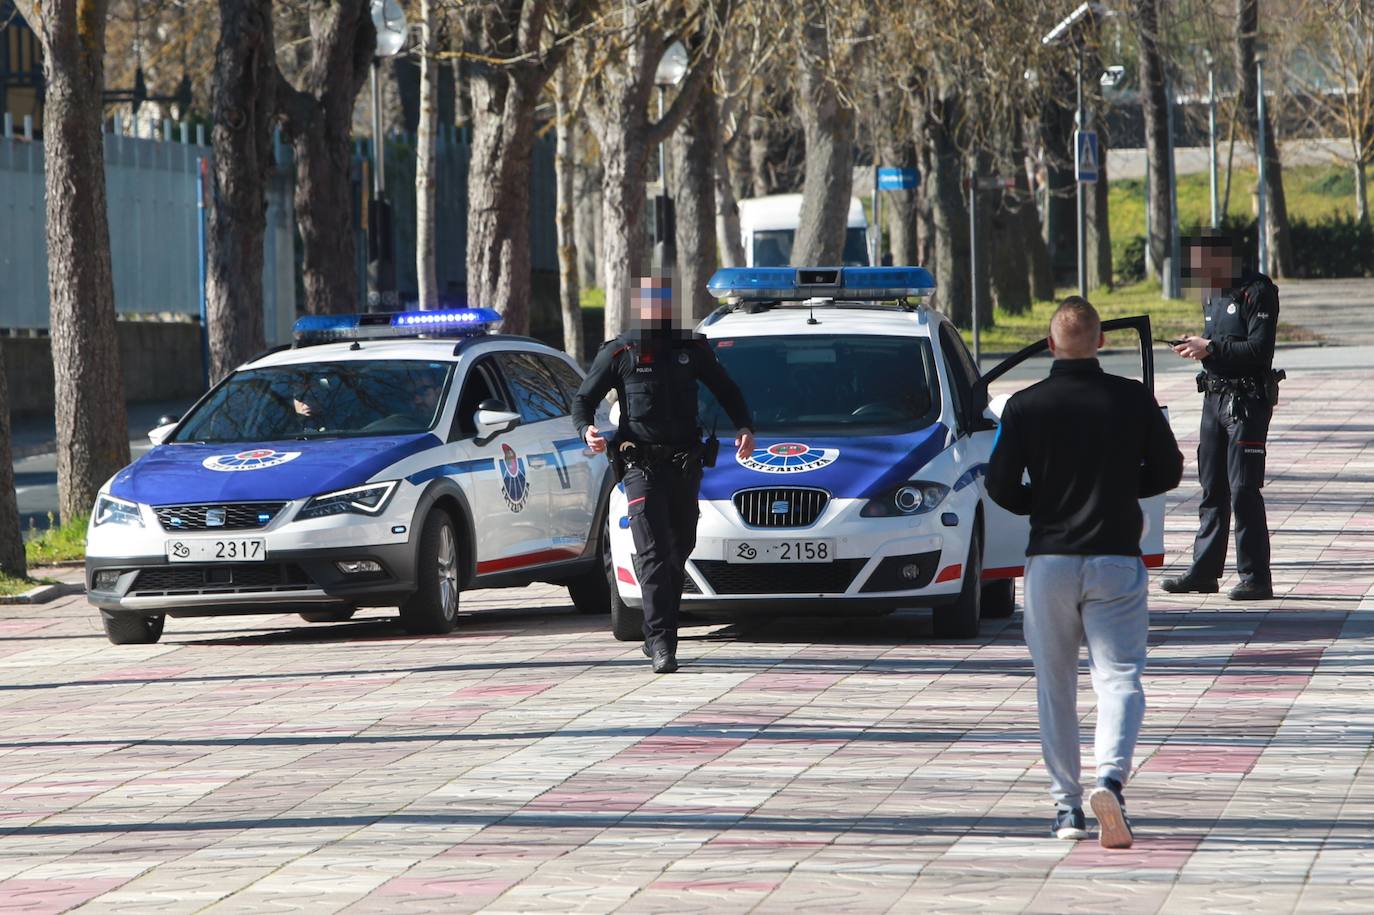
[1075,129,1099,184]
[877,167,920,190]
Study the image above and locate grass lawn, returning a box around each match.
[0,572,59,597]
[25,515,88,566]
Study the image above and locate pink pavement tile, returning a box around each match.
[1143,746,1264,775]
[1228,646,1326,667]
[1059,834,1203,870]
[739,673,846,691]
[449,682,555,699]
[1253,617,1346,641]
[376,876,516,898]
[0,878,126,914]
[616,735,747,761]
[525,790,655,812]
[649,879,781,893]
[88,667,192,682]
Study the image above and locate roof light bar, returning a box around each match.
[292,307,503,345]
[706,266,936,301]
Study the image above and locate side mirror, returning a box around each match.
[474,398,521,445]
[148,423,178,446]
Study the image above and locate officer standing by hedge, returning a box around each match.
[572,267,754,674]
[1163,231,1283,601]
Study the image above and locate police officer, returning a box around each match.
[572,272,754,673]
[1162,232,1281,601]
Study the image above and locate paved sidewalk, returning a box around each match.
[0,367,1370,913]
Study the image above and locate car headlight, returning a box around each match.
[860,481,950,518]
[93,493,144,528]
[297,481,399,520]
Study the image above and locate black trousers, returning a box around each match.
[1191,390,1272,584]
[623,459,703,653]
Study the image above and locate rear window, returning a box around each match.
[699,334,941,435]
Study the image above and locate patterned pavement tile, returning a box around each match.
[0,358,1370,912]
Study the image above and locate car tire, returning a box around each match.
[101,611,165,645]
[604,521,645,642]
[567,521,612,615]
[981,579,1016,619]
[400,511,461,635]
[299,609,357,623]
[933,527,982,639]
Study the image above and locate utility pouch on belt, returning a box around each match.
[609,441,633,483]
[1265,368,1286,406]
[702,435,720,468]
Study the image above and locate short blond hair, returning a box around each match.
[1050,296,1101,358]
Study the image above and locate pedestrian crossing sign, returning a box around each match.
[1075,129,1099,184]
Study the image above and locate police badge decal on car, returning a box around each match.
[737,442,839,474]
[202,449,302,472]
[500,443,530,512]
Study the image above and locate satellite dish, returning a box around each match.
[371,0,408,58]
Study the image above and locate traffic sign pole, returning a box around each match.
[1076,50,1087,298]
[969,166,980,366]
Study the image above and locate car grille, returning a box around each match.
[733,487,830,528]
[690,559,867,595]
[154,502,287,532]
[129,563,315,596]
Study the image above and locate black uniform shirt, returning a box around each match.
[986,358,1183,557]
[1201,270,1279,379]
[572,330,753,447]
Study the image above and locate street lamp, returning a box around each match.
[368,0,408,311]
[1255,44,1269,275]
[1205,50,1219,228]
[651,41,688,255]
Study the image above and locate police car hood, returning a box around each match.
[699,423,949,501]
[108,433,442,505]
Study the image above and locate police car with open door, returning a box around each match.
[86,308,614,645]
[602,266,1167,639]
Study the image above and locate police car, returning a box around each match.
[86,309,614,645]
[603,266,1167,640]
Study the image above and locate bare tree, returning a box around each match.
[0,343,24,578]
[1234,0,1293,276]
[275,1,376,315]
[416,0,441,309]
[460,1,590,334]
[1134,0,1173,287]
[13,0,131,523]
[672,81,720,319]
[554,56,585,361]
[206,0,275,381]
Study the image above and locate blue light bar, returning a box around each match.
[293,307,503,344]
[706,266,935,301]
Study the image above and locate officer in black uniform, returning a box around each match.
[1162,232,1282,601]
[572,272,754,673]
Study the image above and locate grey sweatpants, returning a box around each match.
[1023,554,1149,810]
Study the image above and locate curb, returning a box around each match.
[0,582,85,606]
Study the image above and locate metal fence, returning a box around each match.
[0,116,297,342]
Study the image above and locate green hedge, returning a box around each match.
[1116,216,1374,283]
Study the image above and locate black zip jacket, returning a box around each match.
[1201,269,1279,380]
[986,358,1183,557]
[572,330,752,447]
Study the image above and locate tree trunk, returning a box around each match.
[1016,125,1055,302]
[574,154,602,291]
[597,125,651,338]
[415,0,439,310]
[1135,0,1172,287]
[16,0,131,523]
[927,93,970,327]
[0,342,24,577]
[1357,158,1370,225]
[1087,135,1113,292]
[1235,0,1293,276]
[206,0,274,382]
[1038,96,1075,281]
[554,63,584,362]
[276,1,375,315]
[989,187,1031,316]
[672,86,720,320]
[915,139,935,270]
[791,5,855,265]
[972,150,994,329]
[714,93,746,268]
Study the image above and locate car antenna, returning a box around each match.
[807,304,819,325]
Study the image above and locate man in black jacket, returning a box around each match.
[572,271,754,674]
[1162,232,1281,600]
[987,297,1183,849]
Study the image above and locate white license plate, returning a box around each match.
[166,538,266,563]
[726,539,834,564]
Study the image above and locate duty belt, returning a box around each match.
[1197,369,1286,404]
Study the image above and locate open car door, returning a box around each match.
[966,315,1167,578]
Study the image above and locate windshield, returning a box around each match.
[752,228,870,267]
[171,359,454,444]
[699,334,941,435]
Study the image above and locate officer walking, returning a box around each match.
[572,270,754,673]
[1163,231,1282,601]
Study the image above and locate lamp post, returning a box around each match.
[1205,50,1219,228]
[367,0,408,311]
[1255,45,1269,276]
[651,41,688,257]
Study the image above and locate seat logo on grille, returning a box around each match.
[205,508,227,527]
[202,449,301,472]
[771,500,790,514]
[738,442,838,474]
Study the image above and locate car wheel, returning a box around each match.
[981,579,1016,619]
[933,527,982,639]
[604,521,645,642]
[400,512,461,635]
[300,609,357,623]
[567,521,611,615]
[101,611,165,645]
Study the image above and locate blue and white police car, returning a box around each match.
[86,309,614,645]
[603,266,1167,640]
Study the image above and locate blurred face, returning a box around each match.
[635,276,673,323]
[1189,242,1240,289]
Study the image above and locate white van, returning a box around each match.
[737,194,870,267]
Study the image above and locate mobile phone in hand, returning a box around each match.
[1155,337,1187,347]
